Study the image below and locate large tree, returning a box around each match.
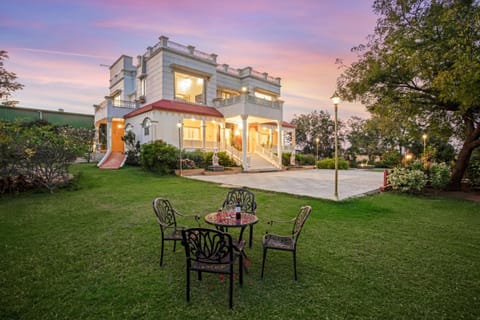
[0,50,24,106]
[291,110,344,158]
[336,0,480,189]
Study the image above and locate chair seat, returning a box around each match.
[164,228,184,241]
[191,260,235,274]
[263,234,295,251]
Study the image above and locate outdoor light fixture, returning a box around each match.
[177,122,183,176]
[422,133,428,168]
[331,95,341,200]
[315,137,320,162]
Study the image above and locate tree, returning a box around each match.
[346,116,383,163]
[290,110,344,158]
[336,0,480,189]
[0,51,24,106]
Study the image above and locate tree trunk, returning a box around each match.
[449,144,473,190]
[448,115,480,190]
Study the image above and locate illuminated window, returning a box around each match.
[254,91,273,101]
[174,71,205,104]
[140,78,146,97]
[112,93,121,106]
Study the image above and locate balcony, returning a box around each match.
[94,98,138,121]
[213,94,283,120]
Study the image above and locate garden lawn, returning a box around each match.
[1,164,479,319]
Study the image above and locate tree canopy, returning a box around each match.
[0,51,23,106]
[336,0,480,189]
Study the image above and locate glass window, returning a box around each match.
[174,71,205,104]
[254,91,273,101]
[140,78,146,97]
[143,118,151,136]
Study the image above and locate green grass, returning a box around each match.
[1,164,479,319]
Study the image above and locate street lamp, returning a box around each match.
[315,137,320,162]
[177,122,183,176]
[331,95,341,200]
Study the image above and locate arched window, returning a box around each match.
[142,118,151,136]
[125,123,133,133]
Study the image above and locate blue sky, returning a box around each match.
[1,0,378,121]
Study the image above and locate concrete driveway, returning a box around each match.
[187,169,385,200]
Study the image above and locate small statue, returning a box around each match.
[212,149,219,167]
[290,147,296,166]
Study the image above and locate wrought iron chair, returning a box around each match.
[152,197,200,267]
[261,205,312,281]
[221,188,257,248]
[182,228,243,309]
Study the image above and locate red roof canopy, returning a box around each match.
[124,99,224,119]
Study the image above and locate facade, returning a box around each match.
[94,35,295,170]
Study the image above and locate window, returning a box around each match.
[142,118,151,136]
[184,126,201,140]
[140,78,146,97]
[174,71,205,104]
[125,123,133,133]
[254,91,273,101]
[112,93,121,106]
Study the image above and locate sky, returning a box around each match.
[1,0,378,122]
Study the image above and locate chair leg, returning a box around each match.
[186,268,191,303]
[229,271,233,309]
[261,247,267,279]
[160,237,165,267]
[173,239,177,252]
[249,225,253,248]
[197,271,202,281]
[293,250,297,281]
[239,254,243,286]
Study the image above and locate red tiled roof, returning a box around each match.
[124,99,224,119]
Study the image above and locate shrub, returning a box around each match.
[122,131,141,166]
[466,157,480,187]
[140,140,178,174]
[429,162,450,190]
[297,154,315,165]
[316,158,349,169]
[204,151,237,167]
[388,167,427,193]
[183,150,206,168]
[382,150,402,168]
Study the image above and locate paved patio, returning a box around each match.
[187,169,385,200]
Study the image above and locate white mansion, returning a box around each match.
[94,35,296,170]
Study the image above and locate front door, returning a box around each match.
[111,120,124,153]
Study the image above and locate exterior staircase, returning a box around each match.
[98,152,126,169]
[247,153,281,172]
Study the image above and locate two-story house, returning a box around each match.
[94,35,295,170]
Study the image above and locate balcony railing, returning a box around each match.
[213,94,283,110]
[217,64,281,85]
[112,100,137,109]
[146,36,218,63]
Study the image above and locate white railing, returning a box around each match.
[112,100,137,109]
[214,94,283,110]
[146,37,217,63]
[225,145,242,165]
[255,145,282,168]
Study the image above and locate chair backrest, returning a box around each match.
[153,198,177,230]
[182,228,233,265]
[222,188,257,213]
[291,206,312,241]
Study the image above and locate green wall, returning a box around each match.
[0,106,94,128]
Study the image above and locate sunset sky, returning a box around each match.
[1,0,378,121]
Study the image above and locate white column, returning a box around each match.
[106,118,112,151]
[277,120,282,167]
[241,115,248,170]
[201,120,206,150]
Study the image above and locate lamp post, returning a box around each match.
[422,133,427,167]
[315,137,320,162]
[177,122,183,176]
[331,95,341,200]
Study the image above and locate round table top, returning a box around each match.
[204,212,259,228]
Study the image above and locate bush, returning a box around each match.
[316,158,349,169]
[297,154,315,165]
[466,157,480,187]
[388,167,427,193]
[122,131,141,166]
[183,150,207,168]
[204,151,237,168]
[429,162,450,190]
[140,140,178,174]
[382,150,402,168]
